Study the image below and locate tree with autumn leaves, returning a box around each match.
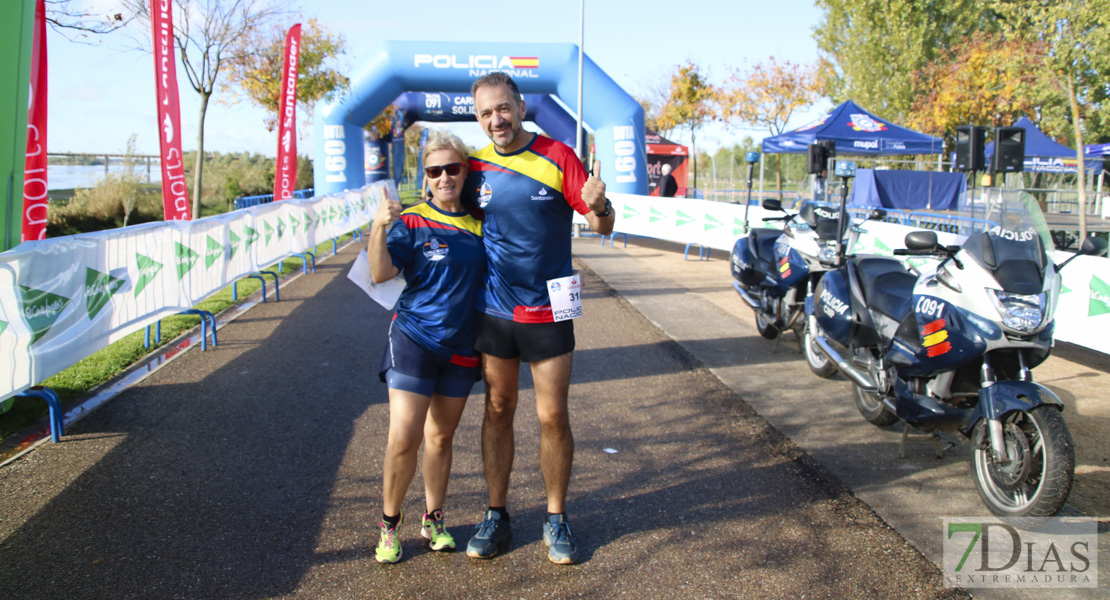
[717,58,821,197]
[222,18,348,133]
[655,61,716,193]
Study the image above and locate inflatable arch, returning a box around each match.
[313,41,648,196]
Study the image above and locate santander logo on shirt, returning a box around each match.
[531,186,554,202]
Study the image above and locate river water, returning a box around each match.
[46,164,161,190]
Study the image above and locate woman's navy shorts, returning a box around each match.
[378,324,481,398]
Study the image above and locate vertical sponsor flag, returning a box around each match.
[151,0,191,220]
[2,0,35,251]
[21,0,47,241]
[274,23,301,201]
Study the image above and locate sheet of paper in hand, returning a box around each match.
[348,249,406,310]
[547,273,582,322]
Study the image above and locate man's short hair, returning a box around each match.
[471,72,523,104]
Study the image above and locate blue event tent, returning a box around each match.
[986,116,1102,175]
[1085,142,1110,158]
[761,100,944,156]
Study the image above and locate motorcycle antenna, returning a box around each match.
[742,151,760,232]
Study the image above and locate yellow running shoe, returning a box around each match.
[421,510,456,551]
[375,510,403,564]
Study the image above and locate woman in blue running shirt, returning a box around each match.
[366,132,485,563]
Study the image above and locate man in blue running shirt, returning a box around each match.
[464,72,614,565]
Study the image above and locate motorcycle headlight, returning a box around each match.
[818,240,838,263]
[987,289,1046,333]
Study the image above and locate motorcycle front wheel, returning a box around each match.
[852,383,899,427]
[803,323,838,378]
[971,406,1075,528]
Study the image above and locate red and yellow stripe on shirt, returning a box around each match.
[399,202,483,237]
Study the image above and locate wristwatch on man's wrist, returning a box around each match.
[595,199,613,218]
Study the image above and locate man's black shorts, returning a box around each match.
[474,313,575,363]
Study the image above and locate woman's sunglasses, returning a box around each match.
[424,162,463,178]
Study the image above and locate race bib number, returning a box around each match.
[547,273,582,322]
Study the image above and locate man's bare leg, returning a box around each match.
[481,353,520,506]
[530,352,573,514]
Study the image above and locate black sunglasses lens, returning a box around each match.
[425,163,462,178]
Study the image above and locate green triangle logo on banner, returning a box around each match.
[330,205,339,222]
[1089,275,1110,317]
[307,209,317,228]
[229,230,241,258]
[205,235,224,269]
[649,207,667,223]
[704,212,723,231]
[733,218,747,236]
[174,242,199,280]
[17,285,71,345]
[134,253,163,297]
[676,210,694,227]
[85,267,125,320]
[290,214,301,234]
[244,226,260,248]
[264,221,274,246]
[1061,283,1072,294]
[621,204,641,220]
[277,217,287,241]
[0,320,8,337]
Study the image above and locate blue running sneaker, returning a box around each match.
[466,510,512,559]
[543,514,579,564]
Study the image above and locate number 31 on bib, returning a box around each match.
[547,273,583,322]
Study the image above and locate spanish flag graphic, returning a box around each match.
[778,256,791,279]
[510,56,539,69]
[921,318,952,357]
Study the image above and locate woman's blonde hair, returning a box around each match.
[422,131,469,165]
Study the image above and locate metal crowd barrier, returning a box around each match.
[234,188,316,210]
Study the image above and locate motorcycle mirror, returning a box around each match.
[869,208,887,221]
[1078,235,1108,257]
[745,151,760,164]
[905,230,938,251]
[1058,235,1108,270]
[762,198,783,211]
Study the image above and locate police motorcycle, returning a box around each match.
[810,160,1109,523]
[730,153,881,378]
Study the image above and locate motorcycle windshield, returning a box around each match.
[959,189,1051,295]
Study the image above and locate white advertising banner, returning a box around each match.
[580,194,1109,356]
[0,181,393,401]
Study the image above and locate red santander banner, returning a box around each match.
[274,23,302,200]
[22,0,48,241]
[151,0,191,220]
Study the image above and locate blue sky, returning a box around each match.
[47,0,827,157]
